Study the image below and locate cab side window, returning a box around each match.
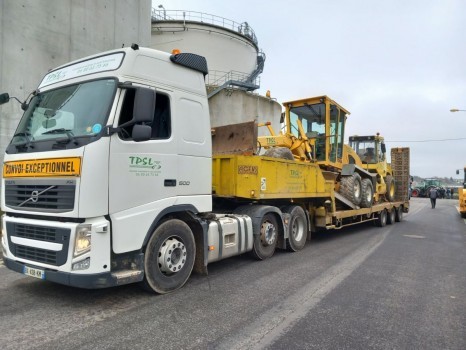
[118,90,171,141]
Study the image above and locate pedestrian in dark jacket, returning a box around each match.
[429,187,438,208]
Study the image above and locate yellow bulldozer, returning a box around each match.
[257,95,395,208]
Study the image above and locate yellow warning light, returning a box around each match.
[208,245,215,251]
[172,49,181,55]
[266,90,271,98]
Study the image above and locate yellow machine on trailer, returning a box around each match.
[212,95,410,238]
[459,167,466,218]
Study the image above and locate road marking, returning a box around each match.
[216,228,391,350]
[403,234,426,239]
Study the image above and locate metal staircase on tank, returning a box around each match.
[207,51,266,99]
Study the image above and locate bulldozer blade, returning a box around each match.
[212,121,258,155]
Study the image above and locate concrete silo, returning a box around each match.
[151,8,282,135]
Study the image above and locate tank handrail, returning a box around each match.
[151,9,258,45]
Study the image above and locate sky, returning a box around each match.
[155,0,466,178]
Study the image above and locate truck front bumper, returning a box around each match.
[3,256,116,289]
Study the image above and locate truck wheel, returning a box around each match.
[411,189,419,197]
[387,209,396,224]
[252,213,279,260]
[340,173,362,206]
[360,178,374,208]
[385,175,396,202]
[282,205,307,252]
[395,206,403,222]
[141,219,195,294]
[375,209,387,227]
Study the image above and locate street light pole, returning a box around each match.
[158,5,166,20]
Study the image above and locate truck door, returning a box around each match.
[108,87,177,218]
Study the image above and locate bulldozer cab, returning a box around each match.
[283,95,349,169]
[349,134,386,165]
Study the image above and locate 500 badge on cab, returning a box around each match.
[179,181,190,186]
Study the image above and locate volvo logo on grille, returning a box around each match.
[30,190,40,203]
[18,185,56,207]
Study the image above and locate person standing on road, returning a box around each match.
[429,187,438,208]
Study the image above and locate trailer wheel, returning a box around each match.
[360,178,374,208]
[375,209,387,227]
[395,206,403,222]
[385,175,396,202]
[387,209,396,225]
[141,219,195,294]
[282,205,307,252]
[340,173,362,205]
[411,188,419,197]
[252,213,279,260]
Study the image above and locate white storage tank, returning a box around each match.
[151,8,281,138]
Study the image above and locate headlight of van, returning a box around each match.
[74,224,92,257]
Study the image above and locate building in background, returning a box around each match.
[151,8,281,135]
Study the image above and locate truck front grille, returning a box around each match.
[16,246,57,265]
[6,222,70,266]
[4,179,76,212]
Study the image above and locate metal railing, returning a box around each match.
[207,70,259,88]
[151,9,258,45]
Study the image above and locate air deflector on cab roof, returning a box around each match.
[170,53,208,77]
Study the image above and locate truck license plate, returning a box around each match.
[23,266,45,280]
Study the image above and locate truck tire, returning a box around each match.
[375,209,387,227]
[252,213,279,260]
[395,206,403,222]
[340,173,362,206]
[411,189,419,197]
[360,178,374,208]
[282,205,308,252]
[387,209,396,224]
[385,175,396,202]
[141,219,195,294]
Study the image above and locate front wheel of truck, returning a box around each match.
[141,219,195,294]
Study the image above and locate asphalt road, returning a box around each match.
[0,198,464,349]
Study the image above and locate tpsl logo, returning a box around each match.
[129,156,161,170]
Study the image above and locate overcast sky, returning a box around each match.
[157,0,466,178]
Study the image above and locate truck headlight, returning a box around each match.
[74,224,92,257]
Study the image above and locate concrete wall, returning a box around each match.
[0,0,151,164]
[208,90,282,139]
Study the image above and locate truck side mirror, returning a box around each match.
[456,169,460,175]
[133,87,155,124]
[0,93,10,105]
[132,124,152,142]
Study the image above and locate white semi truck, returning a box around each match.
[1,45,409,294]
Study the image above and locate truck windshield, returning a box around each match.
[11,79,117,147]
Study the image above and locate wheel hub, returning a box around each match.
[158,237,187,274]
[260,221,277,246]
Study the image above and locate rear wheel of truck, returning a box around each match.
[252,213,279,260]
[387,208,396,224]
[282,205,308,252]
[360,178,374,208]
[385,175,396,202]
[141,219,195,294]
[395,206,403,222]
[375,209,387,227]
[340,173,362,206]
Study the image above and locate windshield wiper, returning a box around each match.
[13,131,34,149]
[42,128,77,144]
